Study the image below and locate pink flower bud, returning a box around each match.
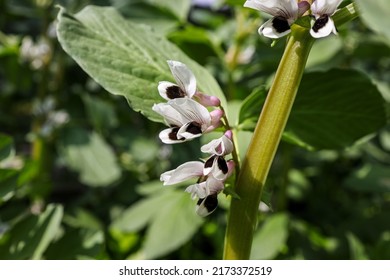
[194,92,221,107]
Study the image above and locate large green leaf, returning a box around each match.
[143,190,203,259]
[237,69,386,150]
[0,204,63,259]
[285,69,387,150]
[58,127,121,187]
[250,213,289,260]
[110,182,204,259]
[354,0,390,44]
[57,6,226,122]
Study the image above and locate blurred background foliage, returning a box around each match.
[0,0,389,260]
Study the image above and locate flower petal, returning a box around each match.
[186,181,209,199]
[259,17,292,39]
[167,60,197,98]
[152,103,188,127]
[186,176,224,200]
[158,127,187,144]
[176,121,204,141]
[160,161,204,185]
[310,15,337,38]
[158,81,186,100]
[311,0,343,16]
[244,0,298,19]
[196,194,218,217]
[201,134,234,156]
[204,155,229,180]
[168,98,211,130]
[298,1,310,17]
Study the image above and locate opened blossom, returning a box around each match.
[158,60,220,107]
[244,0,310,39]
[155,60,236,216]
[201,131,234,181]
[152,98,223,144]
[160,159,234,217]
[310,0,342,38]
[159,133,235,217]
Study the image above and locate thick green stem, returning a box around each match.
[223,25,314,260]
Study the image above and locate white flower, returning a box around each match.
[158,60,197,100]
[158,60,221,106]
[160,161,204,185]
[196,193,219,217]
[244,0,310,39]
[310,0,343,38]
[185,176,224,200]
[153,98,222,144]
[185,173,227,217]
[201,130,234,156]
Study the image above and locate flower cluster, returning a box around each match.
[244,0,343,39]
[153,60,235,217]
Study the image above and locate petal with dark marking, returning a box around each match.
[196,194,218,217]
[259,17,292,39]
[310,15,337,38]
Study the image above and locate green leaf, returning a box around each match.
[110,190,175,233]
[0,204,63,259]
[58,127,121,187]
[306,36,343,69]
[110,185,204,259]
[57,6,226,123]
[45,227,104,260]
[346,232,369,260]
[0,169,19,204]
[0,134,13,162]
[45,208,104,259]
[285,69,387,150]
[238,87,267,131]
[82,94,119,133]
[250,213,289,260]
[354,0,390,44]
[143,191,203,259]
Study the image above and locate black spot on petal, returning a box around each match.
[312,15,329,33]
[217,156,228,174]
[168,127,184,141]
[166,85,186,99]
[186,122,202,135]
[204,155,216,169]
[197,194,218,213]
[272,17,290,33]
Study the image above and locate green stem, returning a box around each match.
[223,25,314,260]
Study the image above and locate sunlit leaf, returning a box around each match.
[143,190,203,259]
[58,127,121,187]
[354,0,390,44]
[57,6,226,123]
[346,232,369,260]
[250,213,289,260]
[0,204,63,259]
